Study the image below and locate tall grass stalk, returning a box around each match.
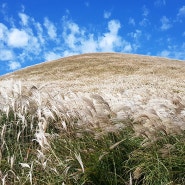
[0,80,184,184]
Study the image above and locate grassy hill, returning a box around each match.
[1,53,185,92]
[0,53,185,184]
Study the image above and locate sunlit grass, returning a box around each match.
[0,53,185,184]
[0,111,184,184]
[0,80,184,184]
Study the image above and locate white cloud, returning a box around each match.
[62,18,132,54]
[19,13,29,26]
[66,33,78,49]
[99,20,122,52]
[108,20,120,34]
[104,11,111,19]
[0,9,136,74]
[177,6,185,17]
[62,18,97,53]
[79,34,98,53]
[34,22,45,44]
[62,50,79,57]
[128,17,135,26]
[8,28,29,47]
[98,20,132,53]
[160,16,172,30]
[26,35,41,55]
[0,23,8,41]
[62,20,81,49]
[0,49,14,60]
[8,61,21,70]
[44,51,61,61]
[1,14,42,62]
[122,44,132,53]
[44,17,57,40]
[67,21,80,33]
[99,34,120,51]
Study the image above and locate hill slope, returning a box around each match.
[1,52,185,94]
[1,52,185,130]
[1,52,185,129]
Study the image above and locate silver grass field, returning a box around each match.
[0,53,185,184]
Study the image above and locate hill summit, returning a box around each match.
[1,52,185,94]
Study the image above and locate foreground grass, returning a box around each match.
[0,80,184,184]
[0,111,184,185]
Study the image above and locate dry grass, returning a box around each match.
[1,53,185,93]
[0,52,185,184]
[1,52,185,140]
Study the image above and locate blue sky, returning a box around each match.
[0,0,185,75]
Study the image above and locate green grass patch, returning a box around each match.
[0,111,185,184]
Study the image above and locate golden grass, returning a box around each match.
[1,53,185,91]
[0,53,185,184]
[0,52,185,142]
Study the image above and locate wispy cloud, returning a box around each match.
[128,17,135,26]
[62,19,81,50]
[34,22,45,44]
[158,43,185,59]
[139,18,150,27]
[0,3,7,17]
[44,18,57,40]
[139,5,150,26]
[154,0,166,7]
[0,3,15,26]
[0,22,8,41]
[44,51,61,61]
[78,34,98,53]
[104,11,111,19]
[18,13,29,26]
[142,5,149,17]
[128,30,142,50]
[0,49,14,61]
[8,61,21,70]
[160,16,172,30]
[128,30,142,40]
[177,6,185,17]
[62,18,132,54]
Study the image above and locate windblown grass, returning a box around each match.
[0,80,184,184]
